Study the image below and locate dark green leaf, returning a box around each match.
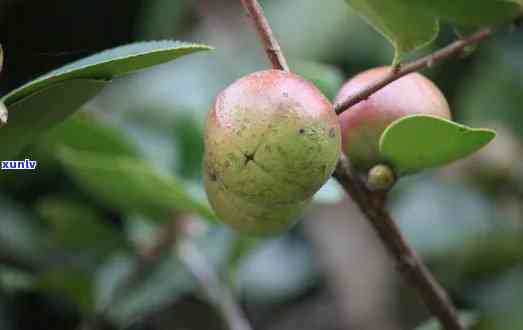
[57,147,216,221]
[0,79,107,160]
[379,115,495,175]
[0,41,211,159]
[2,41,212,105]
[345,0,439,63]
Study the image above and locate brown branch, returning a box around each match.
[237,2,480,330]
[333,155,463,330]
[239,0,289,71]
[334,27,494,114]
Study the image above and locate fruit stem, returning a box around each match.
[239,0,290,71]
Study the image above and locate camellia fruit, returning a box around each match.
[204,70,341,235]
[335,66,451,171]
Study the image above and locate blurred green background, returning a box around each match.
[1,1,522,329]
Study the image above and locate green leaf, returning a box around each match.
[0,41,211,159]
[379,115,495,175]
[415,0,522,28]
[416,311,478,330]
[345,0,521,61]
[0,79,107,160]
[57,147,216,221]
[345,0,439,63]
[2,41,212,105]
[43,113,139,158]
[36,197,130,256]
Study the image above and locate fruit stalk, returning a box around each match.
[239,0,289,71]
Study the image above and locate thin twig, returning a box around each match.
[239,0,289,71]
[334,28,494,114]
[238,2,469,329]
[177,238,253,330]
[332,155,463,330]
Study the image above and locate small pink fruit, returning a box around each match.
[335,67,451,171]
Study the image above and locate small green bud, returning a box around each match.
[367,164,396,191]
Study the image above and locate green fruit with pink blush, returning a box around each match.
[335,67,451,172]
[204,70,341,235]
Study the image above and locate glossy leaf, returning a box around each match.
[57,147,216,221]
[2,41,212,105]
[379,114,495,175]
[345,0,439,63]
[0,41,211,159]
[0,79,107,160]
